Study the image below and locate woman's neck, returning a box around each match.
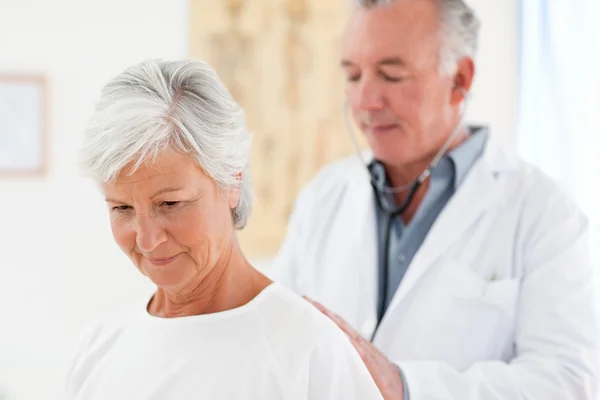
[147,246,271,318]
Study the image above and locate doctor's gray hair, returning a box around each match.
[79,59,253,229]
[353,0,480,74]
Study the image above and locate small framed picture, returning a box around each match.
[0,75,49,177]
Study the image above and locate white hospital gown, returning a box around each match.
[65,282,383,400]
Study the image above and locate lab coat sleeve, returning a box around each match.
[308,326,384,399]
[396,187,598,399]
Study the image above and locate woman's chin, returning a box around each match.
[142,263,194,291]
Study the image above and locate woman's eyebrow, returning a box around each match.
[150,187,185,199]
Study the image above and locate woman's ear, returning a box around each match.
[228,172,242,209]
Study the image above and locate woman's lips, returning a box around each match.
[147,254,179,266]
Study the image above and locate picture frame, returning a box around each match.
[0,74,49,177]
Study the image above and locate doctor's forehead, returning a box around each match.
[341,0,441,64]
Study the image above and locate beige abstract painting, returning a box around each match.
[190,0,364,258]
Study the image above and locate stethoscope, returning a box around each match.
[343,87,471,331]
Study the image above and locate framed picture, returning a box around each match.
[0,75,49,177]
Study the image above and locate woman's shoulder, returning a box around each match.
[63,298,146,396]
[255,282,351,351]
[253,283,382,398]
[74,295,148,348]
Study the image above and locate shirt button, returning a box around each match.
[398,253,406,262]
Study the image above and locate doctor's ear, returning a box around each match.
[227,172,243,209]
[450,57,475,105]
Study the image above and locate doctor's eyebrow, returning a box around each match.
[376,57,407,67]
[341,57,408,68]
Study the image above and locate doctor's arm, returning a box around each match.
[393,191,598,400]
[310,188,597,400]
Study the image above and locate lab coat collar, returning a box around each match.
[363,129,519,338]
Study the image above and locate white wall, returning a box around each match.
[466,0,520,147]
[0,1,188,399]
[0,1,518,399]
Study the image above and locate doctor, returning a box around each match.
[272,0,598,399]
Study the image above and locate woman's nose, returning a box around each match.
[135,214,168,254]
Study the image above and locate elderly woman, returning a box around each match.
[65,59,383,400]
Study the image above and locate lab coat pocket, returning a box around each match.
[416,264,520,370]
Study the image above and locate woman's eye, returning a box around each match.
[161,201,180,208]
[112,205,131,212]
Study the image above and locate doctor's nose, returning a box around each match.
[355,79,385,111]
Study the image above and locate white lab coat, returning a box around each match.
[271,134,598,399]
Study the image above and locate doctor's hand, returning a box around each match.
[303,296,405,400]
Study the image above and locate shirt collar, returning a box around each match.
[446,125,489,188]
[370,125,489,192]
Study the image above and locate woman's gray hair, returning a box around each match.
[353,0,480,74]
[80,59,253,229]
